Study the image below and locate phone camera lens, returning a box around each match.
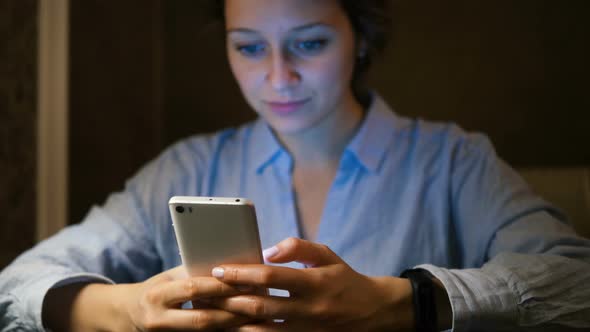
[176,206,184,213]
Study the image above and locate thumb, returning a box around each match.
[263,237,342,267]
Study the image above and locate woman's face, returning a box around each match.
[224,0,359,135]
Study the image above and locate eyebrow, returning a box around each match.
[226,22,330,35]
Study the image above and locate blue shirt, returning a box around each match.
[1,95,590,331]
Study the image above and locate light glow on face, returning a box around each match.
[224,0,359,135]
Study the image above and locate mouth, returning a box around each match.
[265,98,311,115]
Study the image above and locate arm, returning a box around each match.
[0,189,162,331]
[0,134,251,331]
[41,283,126,332]
[0,140,191,331]
[418,134,590,331]
[41,269,255,332]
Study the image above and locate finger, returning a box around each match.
[153,277,247,306]
[212,264,311,293]
[264,237,342,267]
[231,321,283,332]
[231,320,315,332]
[151,308,251,331]
[212,294,307,320]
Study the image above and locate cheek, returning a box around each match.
[229,63,248,92]
[228,57,267,113]
[228,54,262,95]
[307,52,355,95]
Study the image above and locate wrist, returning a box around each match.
[401,269,442,332]
[400,269,453,332]
[104,283,141,331]
[43,282,123,332]
[372,276,415,331]
[72,283,134,332]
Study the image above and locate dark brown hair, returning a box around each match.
[213,0,392,106]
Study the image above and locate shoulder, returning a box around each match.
[395,115,497,164]
[161,121,256,167]
[412,117,491,150]
[172,121,254,156]
[370,94,495,160]
[127,121,257,192]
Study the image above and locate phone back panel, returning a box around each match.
[169,197,263,276]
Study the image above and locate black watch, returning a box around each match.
[400,268,438,332]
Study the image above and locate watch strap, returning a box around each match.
[400,268,438,332]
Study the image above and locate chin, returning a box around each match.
[256,103,326,136]
[267,119,312,136]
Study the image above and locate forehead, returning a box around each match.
[224,0,348,32]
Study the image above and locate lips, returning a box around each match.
[265,98,310,115]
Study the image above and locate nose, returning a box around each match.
[267,51,300,93]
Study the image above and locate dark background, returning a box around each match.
[1,0,589,268]
[0,0,37,269]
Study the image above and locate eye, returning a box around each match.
[235,43,267,57]
[294,39,328,54]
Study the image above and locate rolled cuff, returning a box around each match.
[416,264,518,332]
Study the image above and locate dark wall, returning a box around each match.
[162,1,255,145]
[0,0,37,268]
[68,0,255,223]
[69,0,165,223]
[69,0,590,224]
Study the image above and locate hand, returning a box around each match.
[44,265,255,332]
[209,237,415,331]
[120,265,256,331]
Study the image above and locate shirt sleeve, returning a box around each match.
[418,133,590,331]
[0,137,209,332]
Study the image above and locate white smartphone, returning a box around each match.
[168,196,265,277]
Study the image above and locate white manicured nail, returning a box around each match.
[263,246,279,260]
[212,267,224,278]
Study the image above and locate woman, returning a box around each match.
[1,0,590,331]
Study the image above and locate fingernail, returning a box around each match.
[212,267,224,278]
[263,246,279,260]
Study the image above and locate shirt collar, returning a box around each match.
[250,93,409,174]
[251,119,285,174]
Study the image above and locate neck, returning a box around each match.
[277,94,364,169]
